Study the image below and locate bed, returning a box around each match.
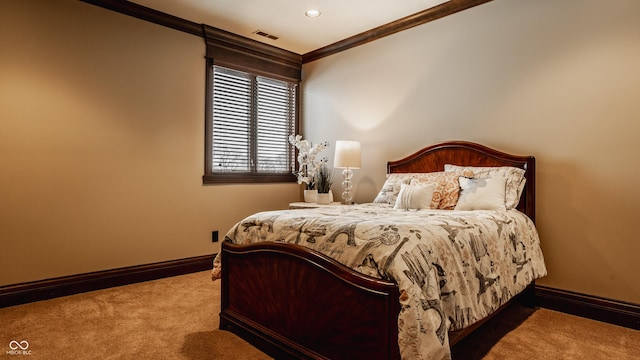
[213,141,547,360]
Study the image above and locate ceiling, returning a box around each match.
[128,0,450,54]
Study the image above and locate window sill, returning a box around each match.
[203,173,297,184]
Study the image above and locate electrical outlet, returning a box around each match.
[212,230,219,243]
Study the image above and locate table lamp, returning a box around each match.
[333,140,361,204]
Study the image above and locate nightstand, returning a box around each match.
[289,202,342,209]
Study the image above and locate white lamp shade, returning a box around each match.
[334,140,361,169]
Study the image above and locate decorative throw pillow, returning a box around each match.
[455,177,507,211]
[373,173,417,205]
[394,183,434,210]
[410,171,473,210]
[444,165,525,209]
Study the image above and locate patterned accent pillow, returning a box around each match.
[444,165,526,210]
[373,173,415,205]
[410,171,473,210]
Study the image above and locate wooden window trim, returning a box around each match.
[203,60,300,185]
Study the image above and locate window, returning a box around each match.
[201,25,302,184]
[206,65,297,182]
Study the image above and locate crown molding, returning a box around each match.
[302,0,494,63]
[81,0,494,63]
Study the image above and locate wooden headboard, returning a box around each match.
[387,141,536,222]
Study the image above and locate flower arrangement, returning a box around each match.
[288,135,329,190]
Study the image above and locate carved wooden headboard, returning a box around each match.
[387,141,536,222]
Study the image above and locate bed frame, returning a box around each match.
[219,141,536,359]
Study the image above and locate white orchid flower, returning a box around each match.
[288,134,330,190]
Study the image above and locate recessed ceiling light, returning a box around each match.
[305,9,321,18]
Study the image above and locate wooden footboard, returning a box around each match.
[220,241,535,359]
[220,241,401,360]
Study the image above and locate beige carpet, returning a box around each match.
[1,271,638,359]
[0,271,270,360]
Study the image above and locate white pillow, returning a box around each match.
[394,183,434,210]
[445,165,525,209]
[455,177,507,211]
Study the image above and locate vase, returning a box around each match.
[303,189,317,203]
[317,190,332,205]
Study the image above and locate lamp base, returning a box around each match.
[340,168,354,204]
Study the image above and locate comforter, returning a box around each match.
[212,203,547,360]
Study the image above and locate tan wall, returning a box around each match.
[3,0,639,305]
[0,0,299,286]
[302,0,640,303]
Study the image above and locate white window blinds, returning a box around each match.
[211,65,296,176]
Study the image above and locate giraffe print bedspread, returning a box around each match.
[213,203,547,360]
